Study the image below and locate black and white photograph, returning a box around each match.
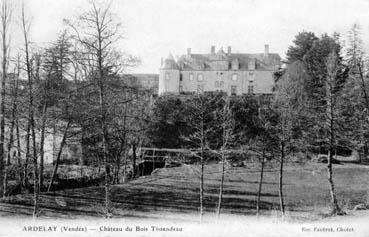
[0,0,368,236]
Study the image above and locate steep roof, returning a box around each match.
[177,52,281,71]
[162,52,179,69]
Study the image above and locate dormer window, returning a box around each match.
[248,59,256,70]
[231,59,239,70]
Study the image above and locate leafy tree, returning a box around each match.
[283,32,350,215]
[147,96,189,148]
[230,95,260,144]
[343,24,369,161]
[286,31,317,63]
[346,24,364,71]
[303,34,346,106]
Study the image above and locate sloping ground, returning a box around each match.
[1,162,369,221]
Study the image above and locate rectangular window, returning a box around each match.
[180,74,183,81]
[165,73,169,80]
[189,73,194,81]
[232,74,238,81]
[197,73,203,81]
[215,81,224,88]
[231,86,237,95]
[248,81,254,94]
[179,85,183,93]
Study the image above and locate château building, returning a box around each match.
[159,45,282,95]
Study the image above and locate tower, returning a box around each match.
[159,53,180,95]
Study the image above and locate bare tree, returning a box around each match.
[21,3,38,217]
[183,92,222,223]
[216,96,234,219]
[0,0,11,198]
[66,0,126,217]
[255,146,266,217]
[273,76,300,216]
[14,55,22,190]
[252,108,273,218]
[38,31,72,191]
[325,51,345,215]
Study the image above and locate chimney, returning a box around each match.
[187,48,191,56]
[264,44,269,57]
[211,45,215,55]
[227,46,231,55]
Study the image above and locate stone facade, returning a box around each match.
[159,45,282,95]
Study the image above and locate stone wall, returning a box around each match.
[160,69,275,95]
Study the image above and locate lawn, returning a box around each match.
[1,161,368,222]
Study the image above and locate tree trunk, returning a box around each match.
[0,35,4,199]
[123,151,127,182]
[256,152,266,217]
[31,128,39,217]
[0,0,9,199]
[98,77,111,218]
[326,71,343,216]
[22,5,38,217]
[279,143,285,215]
[15,118,22,190]
[132,143,137,178]
[199,118,204,223]
[216,149,226,219]
[327,149,340,215]
[24,121,30,188]
[3,103,15,197]
[39,102,48,191]
[14,56,22,191]
[0,81,5,197]
[47,121,70,192]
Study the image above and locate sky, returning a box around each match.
[9,0,369,73]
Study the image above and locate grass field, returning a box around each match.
[1,160,369,222]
